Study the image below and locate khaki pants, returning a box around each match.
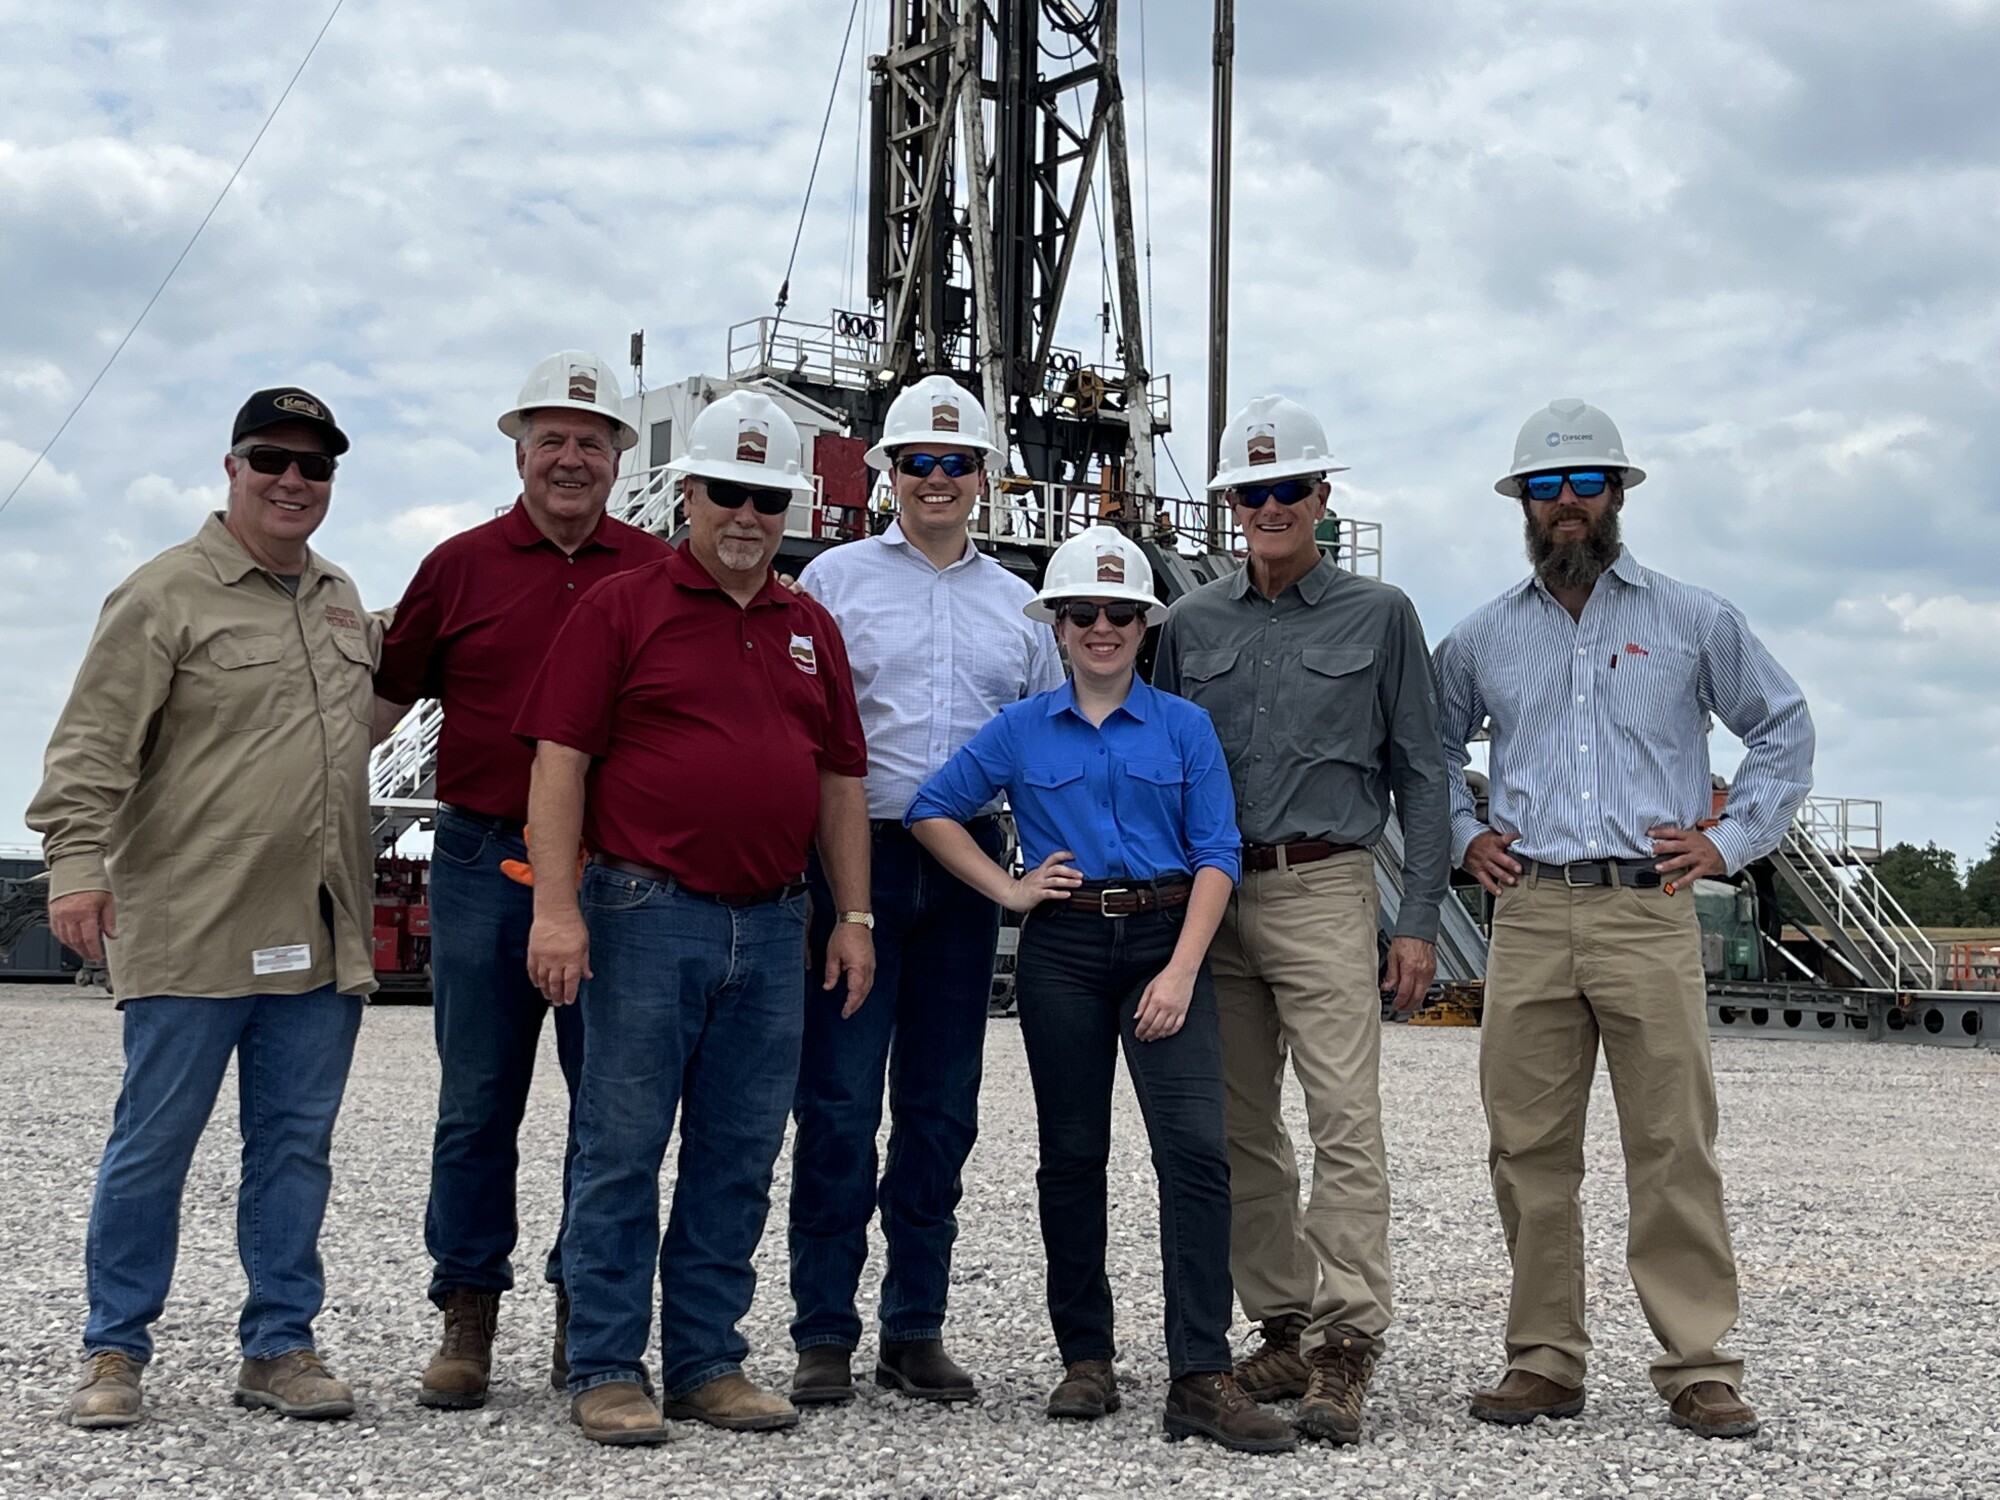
[1210,850,1392,1353]
[1482,872,1743,1398]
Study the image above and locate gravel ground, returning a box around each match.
[1,982,1997,1500]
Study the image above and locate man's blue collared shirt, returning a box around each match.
[907,678,1242,883]
[1433,547,1814,873]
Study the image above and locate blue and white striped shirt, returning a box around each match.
[1433,548,1813,874]
[799,522,1065,821]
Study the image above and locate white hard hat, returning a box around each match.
[864,374,1004,471]
[497,350,639,451]
[669,390,817,496]
[1495,397,1646,497]
[1208,394,1349,491]
[1024,525,1157,622]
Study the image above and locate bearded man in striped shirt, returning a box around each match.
[1434,399,1813,1442]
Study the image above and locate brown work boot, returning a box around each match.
[1162,1371,1298,1454]
[1046,1359,1121,1420]
[1469,1368,1586,1425]
[67,1351,144,1429]
[1233,1314,1310,1402]
[233,1350,355,1420]
[1668,1381,1760,1439]
[661,1371,800,1432]
[419,1288,499,1409]
[571,1380,674,1446]
[1293,1336,1375,1444]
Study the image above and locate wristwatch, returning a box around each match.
[837,911,875,930]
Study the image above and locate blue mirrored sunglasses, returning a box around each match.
[1232,478,1319,507]
[1522,470,1611,502]
[895,452,982,479]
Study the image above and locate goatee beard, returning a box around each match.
[1526,505,1621,592]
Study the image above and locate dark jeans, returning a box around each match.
[789,820,1004,1351]
[562,865,809,1398]
[1015,902,1233,1380]
[84,987,363,1362]
[424,807,584,1305]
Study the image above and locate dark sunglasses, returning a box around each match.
[1522,470,1611,502]
[1056,599,1148,629]
[703,479,794,515]
[894,452,982,479]
[1231,478,1318,507]
[239,445,336,482]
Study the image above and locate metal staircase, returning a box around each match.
[1767,797,1938,990]
[1374,814,1486,982]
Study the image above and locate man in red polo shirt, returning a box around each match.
[515,390,874,1446]
[372,351,671,1410]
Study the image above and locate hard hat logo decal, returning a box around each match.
[567,371,598,402]
[1096,550,1126,584]
[1545,432,1562,448]
[1246,424,1279,467]
[789,633,818,674]
[274,393,324,419]
[931,400,960,432]
[736,421,771,465]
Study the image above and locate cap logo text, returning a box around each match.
[274,394,323,419]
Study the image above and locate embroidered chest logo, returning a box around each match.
[1095,550,1126,584]
[736,421,771,465]
[789,633,818,674]
[324,604,361,631]
[1623,643,1649,657]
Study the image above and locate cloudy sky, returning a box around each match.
[5,0,1998,865]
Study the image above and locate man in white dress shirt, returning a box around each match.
[786,376,1063,1406]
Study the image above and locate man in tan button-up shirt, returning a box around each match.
[29,387,380,1431]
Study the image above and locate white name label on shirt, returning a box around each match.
[252,943,313,976]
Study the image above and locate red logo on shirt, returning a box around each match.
[324,605,361,631]
[789,633,818,675]
[1624,643,1649,656]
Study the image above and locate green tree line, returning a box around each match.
[1871,829,2000,927]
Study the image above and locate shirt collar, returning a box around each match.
[499,498,622,552]
[881,518,980,572]
[1044,675,1152,723]
[1508,545,1648,602]
[1226,553,1338,605]
[195,512,326,590]
[663,541,795,609]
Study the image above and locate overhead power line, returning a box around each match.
[0,0,348,522]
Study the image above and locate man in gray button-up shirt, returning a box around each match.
[1152,395,1450,1445]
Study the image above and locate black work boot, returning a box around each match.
[1162,1371,1297,1454]
[420,1288,500,1410]
[875,1339,977,1402]
[791,1346,856,1407]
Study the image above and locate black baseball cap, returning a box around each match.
[232,387,350,456]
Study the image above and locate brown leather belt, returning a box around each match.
[1060,877,1193,917]
[1241,839,1364,873]
[592,855,808,908]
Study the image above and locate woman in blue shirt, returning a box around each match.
[907,526,1292,1455]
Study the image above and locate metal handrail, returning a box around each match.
[1784,798,1938,988]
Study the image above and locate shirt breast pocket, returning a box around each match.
[1609,642,1703,740]
[1283,644,1379,763]
[1175,647,1252,747]
[1122,757,1186,852]
[331,629,376,723]
[199,632,293,733]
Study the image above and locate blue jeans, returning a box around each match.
[1014,902,1233,1379]
[424,808,584,1304]
[562,865,809,1398]
[789,820,1003,1351]
[84,987,363,1362]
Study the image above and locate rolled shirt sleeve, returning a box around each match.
[1178,711,1242,883]
[1698,601,1815,873]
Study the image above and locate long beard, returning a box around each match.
[1525,504,1621,591]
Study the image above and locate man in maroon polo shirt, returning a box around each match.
[372,351,670,1410]
[515,390,875,1446]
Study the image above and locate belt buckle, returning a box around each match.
[1096,884,1134,917]
[1562,861,1597,887]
